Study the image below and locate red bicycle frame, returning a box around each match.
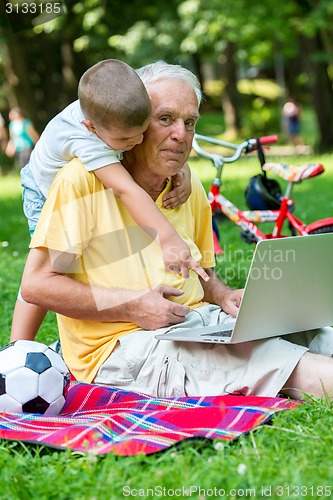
[192,134,333,254]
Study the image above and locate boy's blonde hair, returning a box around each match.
[78,59,151,130]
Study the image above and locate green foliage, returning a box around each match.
[242,97,281,137]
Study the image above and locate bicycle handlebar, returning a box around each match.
[258,134,278,145]
[192,133,278,167]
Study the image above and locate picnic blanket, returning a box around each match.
[0,381,298,456]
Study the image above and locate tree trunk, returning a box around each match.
[299,33,333,152]
[2,38,38,125]
[60,40,80,105]
[220,41,242,136]
[191,53,205,92]
[36,35,63,126]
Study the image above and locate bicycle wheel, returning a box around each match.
[308,224,333,235]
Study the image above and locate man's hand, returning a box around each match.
[200,268,243,317]
[129,286,191,330]
[220,289,243,318]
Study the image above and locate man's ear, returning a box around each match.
[82,119,96,133]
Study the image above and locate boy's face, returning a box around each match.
[83,118,150,151]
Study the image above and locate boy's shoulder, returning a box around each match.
[41,100,86,143]
[45,100,82,129]
[56,100,82,122]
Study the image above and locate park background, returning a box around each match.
[1,0,333,153]
[1,1,333,498]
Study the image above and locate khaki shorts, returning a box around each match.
[94,304,333,398]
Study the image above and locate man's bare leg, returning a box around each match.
[282,351,333,400]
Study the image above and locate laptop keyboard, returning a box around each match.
[201,329,233,338]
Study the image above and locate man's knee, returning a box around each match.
[282,351,333,400]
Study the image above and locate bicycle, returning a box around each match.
[192,133,333,254]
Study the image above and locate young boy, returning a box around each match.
[11,59,208,341]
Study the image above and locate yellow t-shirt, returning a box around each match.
[31,158,215,382]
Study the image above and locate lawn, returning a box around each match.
[1,136,333,499]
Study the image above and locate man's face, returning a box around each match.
[133,79,200,178]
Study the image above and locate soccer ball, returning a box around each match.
[0,340,70,415]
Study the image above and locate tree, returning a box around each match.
[292,0,333,151]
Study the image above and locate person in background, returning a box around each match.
[282,97,303,148]
[5,107,40,168]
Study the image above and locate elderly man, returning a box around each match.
[19,62,333,400]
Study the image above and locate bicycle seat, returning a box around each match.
[262,162,324,182]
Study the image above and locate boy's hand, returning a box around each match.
[163,162,191,209]
[162,234,209,282]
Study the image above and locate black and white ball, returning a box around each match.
[0,340,70,415]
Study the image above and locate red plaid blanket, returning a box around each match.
[0,382,298,456]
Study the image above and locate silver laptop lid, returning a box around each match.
[231,233,333,343]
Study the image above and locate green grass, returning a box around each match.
[0,174,58,344]
[1,147,333,499]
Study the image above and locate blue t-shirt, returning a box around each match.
[9,119,34,152]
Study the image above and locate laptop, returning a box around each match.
[155,233,333,344]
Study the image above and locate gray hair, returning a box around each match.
[136,61,202,108]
